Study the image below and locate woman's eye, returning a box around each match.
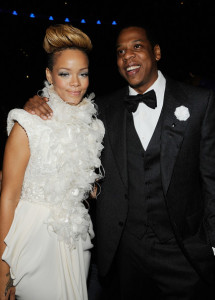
[81,72,89,77]
[58,72,69,77]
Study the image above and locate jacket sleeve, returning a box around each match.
[200,89,215,245]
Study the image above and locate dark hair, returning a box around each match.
[116,20,161,49]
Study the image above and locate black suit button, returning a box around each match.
[118,221,124,227]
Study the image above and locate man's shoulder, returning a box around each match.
[166,76,214,100]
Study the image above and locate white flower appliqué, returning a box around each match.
[174,106,190,121]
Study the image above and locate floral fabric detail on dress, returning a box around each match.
[7,82,105,248]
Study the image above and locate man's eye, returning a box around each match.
[117,49,124,55]
[134,44,142,49]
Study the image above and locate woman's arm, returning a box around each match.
[0,123,30,299]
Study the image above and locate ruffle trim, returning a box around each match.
[7,82,105,248]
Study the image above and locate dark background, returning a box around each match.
[0,0,215,167]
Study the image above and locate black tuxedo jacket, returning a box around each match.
[95,77,215,282]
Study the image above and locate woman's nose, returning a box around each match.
[70,76,80,87]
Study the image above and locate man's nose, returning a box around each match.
[123,49,135,61]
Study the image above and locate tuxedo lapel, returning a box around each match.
[103,80,192,195]
[105,89,128,189]
[161,80,191,195]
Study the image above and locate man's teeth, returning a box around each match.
[127,65,140,71]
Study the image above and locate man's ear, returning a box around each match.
[154,45,161,62]
[45,68,53,84]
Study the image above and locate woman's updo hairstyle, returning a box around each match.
[43,24,92,71]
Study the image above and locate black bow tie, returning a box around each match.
[124,89,157,113]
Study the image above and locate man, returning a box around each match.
[24,25,215,299]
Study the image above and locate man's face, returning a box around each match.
[116,27,161,94]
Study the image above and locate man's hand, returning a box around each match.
[23,95,53,120]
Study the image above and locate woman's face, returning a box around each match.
[46,49,89,105]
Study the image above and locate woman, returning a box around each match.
[0,24,105,300]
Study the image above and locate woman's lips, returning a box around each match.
[67,91,81,96]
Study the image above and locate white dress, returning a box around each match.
[2,84,105,300]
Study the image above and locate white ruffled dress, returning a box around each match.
[2,85,105,300]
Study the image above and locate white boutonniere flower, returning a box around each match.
[174,106,190,121]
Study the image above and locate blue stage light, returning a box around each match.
[65,17,70,22]
[81,19,86,23]
[112,21,117,25]
[30,13,35,18]
[12,10,18,15]
[49,16,54,20]
[96,20,101,24]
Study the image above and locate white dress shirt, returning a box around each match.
[129,70,166,150]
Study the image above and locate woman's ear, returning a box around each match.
[45,68,53,85]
